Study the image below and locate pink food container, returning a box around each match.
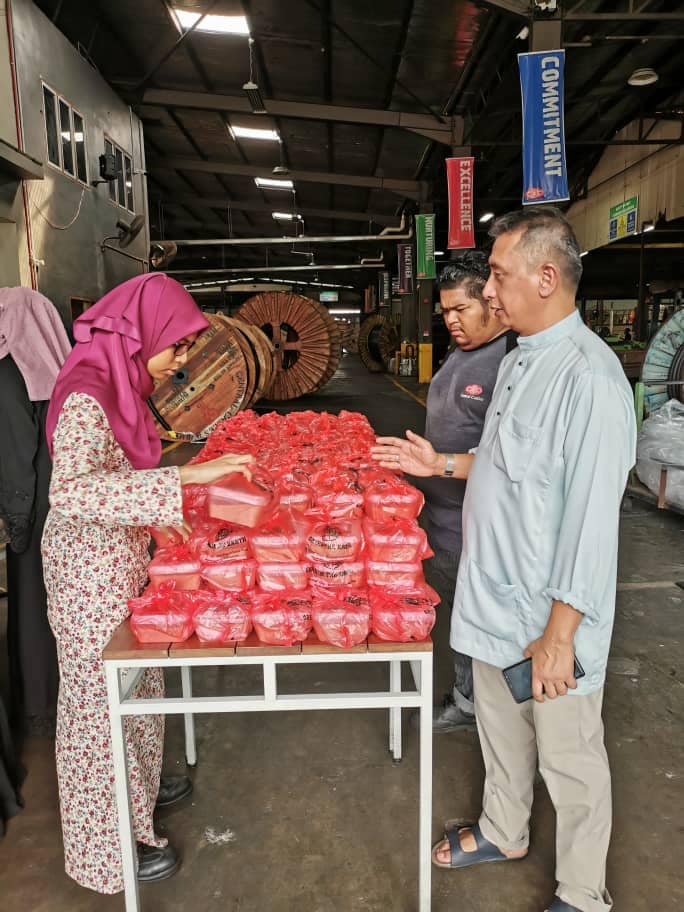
[200,558,258,591]
[363,519,429,563]
[250,525,306,563]
[366,561,424,590]
[208,472,277,527]
[257,562,309,591]
[364,483,424,522]
[147,554,201,590]
[306,520,363,562]
[307,559,366,589]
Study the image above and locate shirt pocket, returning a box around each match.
[493,414,542,482]
[457,557,522,641]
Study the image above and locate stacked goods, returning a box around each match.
[129,410,438,646]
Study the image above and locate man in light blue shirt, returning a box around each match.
[372,208,636,912]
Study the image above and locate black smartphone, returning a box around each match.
[502,655,585,704]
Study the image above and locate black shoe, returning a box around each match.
[137,843,179,883]
[432,694,477,734]
[155,775,193,809]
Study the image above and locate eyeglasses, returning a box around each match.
[173,339,196,357]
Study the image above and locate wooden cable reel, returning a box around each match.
[236,292,340,400]
[148,313,276,441]
[641,309,684,416]
[358,314,399,373]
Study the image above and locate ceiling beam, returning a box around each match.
[155,194,402,226]
[151,156,429,198]
[476,0,528,16]
[140,89,454,144]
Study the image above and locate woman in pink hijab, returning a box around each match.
[41,274,252,894]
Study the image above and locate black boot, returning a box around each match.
[137,843,179,882]
[155,775,193,809]
[432,694,477,734]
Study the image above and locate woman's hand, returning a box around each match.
[179,453,255,486]
[370,430,443,477]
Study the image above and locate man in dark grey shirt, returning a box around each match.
[421,254,516,732]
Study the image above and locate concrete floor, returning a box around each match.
[1,355,683,912]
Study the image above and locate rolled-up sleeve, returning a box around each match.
[542,374,636,624]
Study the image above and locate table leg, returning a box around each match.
[658,466,668,509]
[418,651,433,912]
[180,666,197,767]
[389,660,402,762]
[105,664,141,912]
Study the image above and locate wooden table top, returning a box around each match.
[103,618,433,661]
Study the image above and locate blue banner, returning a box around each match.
[518,50,569,205]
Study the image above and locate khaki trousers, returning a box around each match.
[473,659,613,912]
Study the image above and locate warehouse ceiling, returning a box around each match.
[37,0,684,297]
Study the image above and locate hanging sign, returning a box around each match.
[378,270,391,305]
[518,50,570,205]
[415,214,436,279]
[397,243,415,293]
[446,157,475,249]
[609,196,638,241]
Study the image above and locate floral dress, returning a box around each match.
[41,393,183,894]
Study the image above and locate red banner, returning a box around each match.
[446,157,475,249]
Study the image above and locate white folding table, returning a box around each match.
[103,622,434,912]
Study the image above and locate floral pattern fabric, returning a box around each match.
[42,393,182,894]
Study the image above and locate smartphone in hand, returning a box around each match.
[502,655,585,704]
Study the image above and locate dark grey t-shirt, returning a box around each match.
[419,331,516,554]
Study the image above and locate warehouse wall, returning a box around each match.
[567,118,684,255]
[0,0,24,286]
[9,0,149,321]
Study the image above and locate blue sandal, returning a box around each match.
[431,821,525,870]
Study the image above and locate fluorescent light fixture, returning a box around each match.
[255,177,294,190]
[272,211,302,221]
[479,212,495,223]
[434,250,445,256]
[328,309,360,315]
[642,221,655,232]
[172,9,250,35]
[243,81,266,114]
[228,124,280,142]
[580,250,588,257]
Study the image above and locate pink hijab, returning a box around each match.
[0,287,72,400]
[46,273,208,469]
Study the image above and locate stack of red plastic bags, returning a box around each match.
[129,410,439,648]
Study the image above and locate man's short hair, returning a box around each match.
[489,207,583,291]
[438,251,490,301]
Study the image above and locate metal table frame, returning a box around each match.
[103,625,433,912]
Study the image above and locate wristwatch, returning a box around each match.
[443,454,455,477]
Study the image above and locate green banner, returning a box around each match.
[415,214,436,279]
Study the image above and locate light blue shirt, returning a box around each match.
[450,310,637,694]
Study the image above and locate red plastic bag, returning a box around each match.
[190,590,253,643]
[364,476,424,522]
[182,484,209,524]
[278,476,314,513]
[208,468,278,527]
[307,558,366,589]
[251,590,313,646]
[369,584,439,642]
[311,587,371,648]
[363,518,433,563]
[257,561,309,591]
[200,557,258,591]
[148,526,185,550]
[147,546,201,590]
[250,512,307,562]
[305,517,364,562]
[366,560,424,590]
[188,520,252,562]
[128,585,194,643]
